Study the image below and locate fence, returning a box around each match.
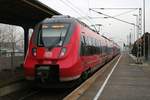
[0,52,24,71]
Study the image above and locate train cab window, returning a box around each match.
[36,23,70,48]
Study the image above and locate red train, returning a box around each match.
[24,15,120,85]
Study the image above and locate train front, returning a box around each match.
[24,16,82,85]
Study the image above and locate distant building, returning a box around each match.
[132,32,150,60]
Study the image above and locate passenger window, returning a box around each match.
[80,35,85,56]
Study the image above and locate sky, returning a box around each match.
[39,0,150,48]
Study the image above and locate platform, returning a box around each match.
[79,53,150,100]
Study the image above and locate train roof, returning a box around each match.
[41,15,98,33]
[41,15,77,24]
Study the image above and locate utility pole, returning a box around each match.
[136,8,142,64]
[143,0,146,60]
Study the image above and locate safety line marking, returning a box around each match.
[93,55,122,100]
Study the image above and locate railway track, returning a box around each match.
[19,89,72,100]
[2,87,73,100]
[17,90,40,100]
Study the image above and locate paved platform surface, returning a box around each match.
[79,53,150,100]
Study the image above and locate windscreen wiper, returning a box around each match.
[57,30,63,46]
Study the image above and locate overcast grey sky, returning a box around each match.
[39,0,149,47]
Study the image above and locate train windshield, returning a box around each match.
[37,23,69,48]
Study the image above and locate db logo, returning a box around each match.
[44,51,52,58]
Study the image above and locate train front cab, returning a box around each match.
[24,18,84,83]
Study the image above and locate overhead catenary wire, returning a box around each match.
[91,8,138,10]
[64,0,98,31]
[89,9,138,19]
[78,9,138,19]
[89,8,138,27]
[59,0,83,17]
[112,9,138,18]
[59,0,98,32]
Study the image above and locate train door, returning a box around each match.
[80,34,88,70]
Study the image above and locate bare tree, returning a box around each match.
[8,26,17,54]
[0,25,10,56]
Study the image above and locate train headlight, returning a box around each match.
[59,47,67,57]
[32,48,37,56]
